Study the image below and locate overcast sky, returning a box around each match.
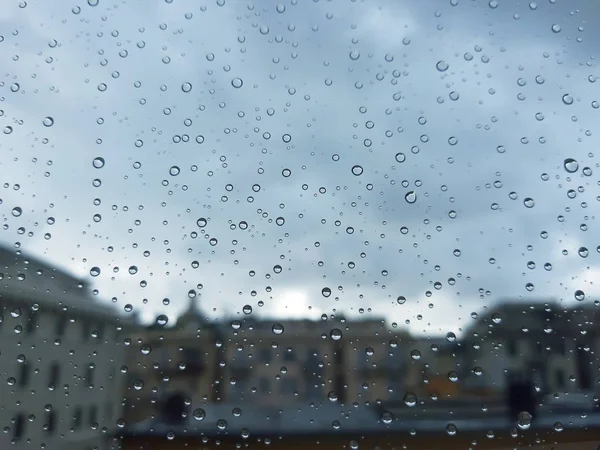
[1,0,599,336]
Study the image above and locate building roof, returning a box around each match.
[0,244,128,322]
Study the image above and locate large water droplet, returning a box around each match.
[563,158,578,173]
[272,323,284,335]
[516,411,532,430]
[92,157,105,169]
[330,328,343,341]
[193,408,206,421]
[351,165,363,176]
[405,191,417,204]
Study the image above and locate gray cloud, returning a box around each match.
[1,0,598,337]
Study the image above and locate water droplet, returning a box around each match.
[11,207,22,217]
[243,305,252,315]
[43,117,54,127]
[575,290,585,301]
[579,247,589,258]
[397,296,406,305]
[231,78,243,88]
[404,393,417,407]
[128,266,138,275]
[92,157,105,169]
[349,50,360,60]
[405,191,417,204]
[446,423,458,435]
[321,287,332,298]
[436,60,449,72]
[197,218,208,228]
[140,344,151,355]
[551,23,562,33]
[381,411,393,424]
[516,411,532,430]
[272,323,284,335]
[351,165,363,176]
[90,267,101,277]
[553,421,563,432]
[155,315,169,327]
[330,328,343,341]
[395,152,406,163]
[169,166,180,176]
[563,158,578,173]
[193,408,206,421]
[181,82,193,93]
[523,197,535,208]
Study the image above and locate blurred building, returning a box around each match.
[124,300,412,422]
[0,245,133,450]
[460,300,599,398]
[124,296,219,423]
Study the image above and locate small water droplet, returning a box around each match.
[436,60,449,72]
[272,323,284,335]
[231,78,243,88]
[42,117,54,127]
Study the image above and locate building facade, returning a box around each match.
[0,246,132,450]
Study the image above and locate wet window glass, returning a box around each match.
[2,1,600,449]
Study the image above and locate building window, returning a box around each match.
[26,310,38,334]
[259,348,271,363]
[89,405,98,426]
[73,407,82,429]
[94,322,105,340]
[506,339,517,356]
[18,363,31,388]
[555,369,565,389]
[259,377,270,393]
[45,411,56,435]
[49,362,60,387]
[281,377,297,395]
[56,315,68,337]
[85,364,95,387]
[105,401,113,421]
[81,319,90,341]
[13,414,25,441]
[283,349,296,362]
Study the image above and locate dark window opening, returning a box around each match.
[56,315,68,337]
[73,407,82,429]
[85,365,95,387]
[89,405,98,426]
[19,363,31,388]
[49,362,60,387]
[26,310,38,334]
[45,411,56,435]
[13,414,25,441]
